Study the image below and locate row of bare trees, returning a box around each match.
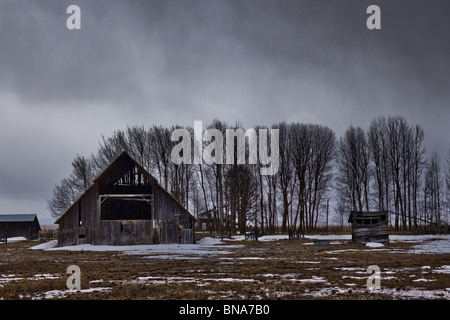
[335,115,448,232]
[48,116,449,234]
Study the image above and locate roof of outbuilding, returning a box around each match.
[0,214,41,230]
[0,214,39,223]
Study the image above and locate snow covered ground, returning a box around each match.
[3,233,447,300]
[0,273,61,288]
[30,237,237,259]
[30,234,450,255]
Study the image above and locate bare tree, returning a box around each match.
[126,125,151,171]
[424,152,443,233]
[275,122,295,233]
[148,125,173,190]
[91,130,128,175]
[47,178,78,218]
[336,125,370,212]
[290,123,335,232]
[383,116,426,231]
[410,125,426,231]
[204,119,228,237]
[447,148,450,194]
[70,154,94,194]
[368,116,390,212]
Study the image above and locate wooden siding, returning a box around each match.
[97,220,154,245]
[0,221,40,240]
[349,211,389,244]
[57,152,195,246]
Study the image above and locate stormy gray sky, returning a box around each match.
[0,0,449,222]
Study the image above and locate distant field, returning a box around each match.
[0,234,449,300]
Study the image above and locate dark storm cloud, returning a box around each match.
[0,0,449,217]
[2,1,449,117]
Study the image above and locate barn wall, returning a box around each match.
[153,184,195,244]
[96,220,154,245]
[0,222,39,240]
[58,185,98,247]
[153,185,193,226]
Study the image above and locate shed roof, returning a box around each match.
[0,214,39,223]
[0,214,41,230]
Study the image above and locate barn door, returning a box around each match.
[180,228,193,244]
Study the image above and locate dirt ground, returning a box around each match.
[0,235,449,300]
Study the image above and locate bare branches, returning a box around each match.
[336,125,370,212]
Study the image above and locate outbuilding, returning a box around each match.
[196,208,217,233]
[348,211,389,244]
[0,214,41,240]
[55,152,196,246]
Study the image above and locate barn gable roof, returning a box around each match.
[55,151,195,224]
[92,152,158,187]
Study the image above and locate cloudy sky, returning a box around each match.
[0,0,449,222]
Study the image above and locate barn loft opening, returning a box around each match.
[100,164,153,220]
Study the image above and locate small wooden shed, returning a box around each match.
[55,152,196,246]
[0,214,41,240]
[196,208,217,232]
[348,211,389,244]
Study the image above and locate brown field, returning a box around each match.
[0,235,449,300]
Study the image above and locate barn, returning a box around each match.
[0,214,41,240]
[348,211,389,244]
[55,152,196,246]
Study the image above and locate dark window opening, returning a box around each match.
[99,164,154,220]
[100,195,152,220]
[114,165,151,188]
[78,234,85,239]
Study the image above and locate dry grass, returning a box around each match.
[0,237,449,300]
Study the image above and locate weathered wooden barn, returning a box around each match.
[0,214,41,240]
[348,211,389,244]
[55,152,196,246]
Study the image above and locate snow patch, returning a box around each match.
[296,276,326,283]
[197,237,224,246]
[30,240,58,250]
[34,239,233,259]
[41,287,111,299]
[3,237,27,243]
[410,237,450,254]
[432,265,450,274]
[366,242,385,248]
[412,278,436,282]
